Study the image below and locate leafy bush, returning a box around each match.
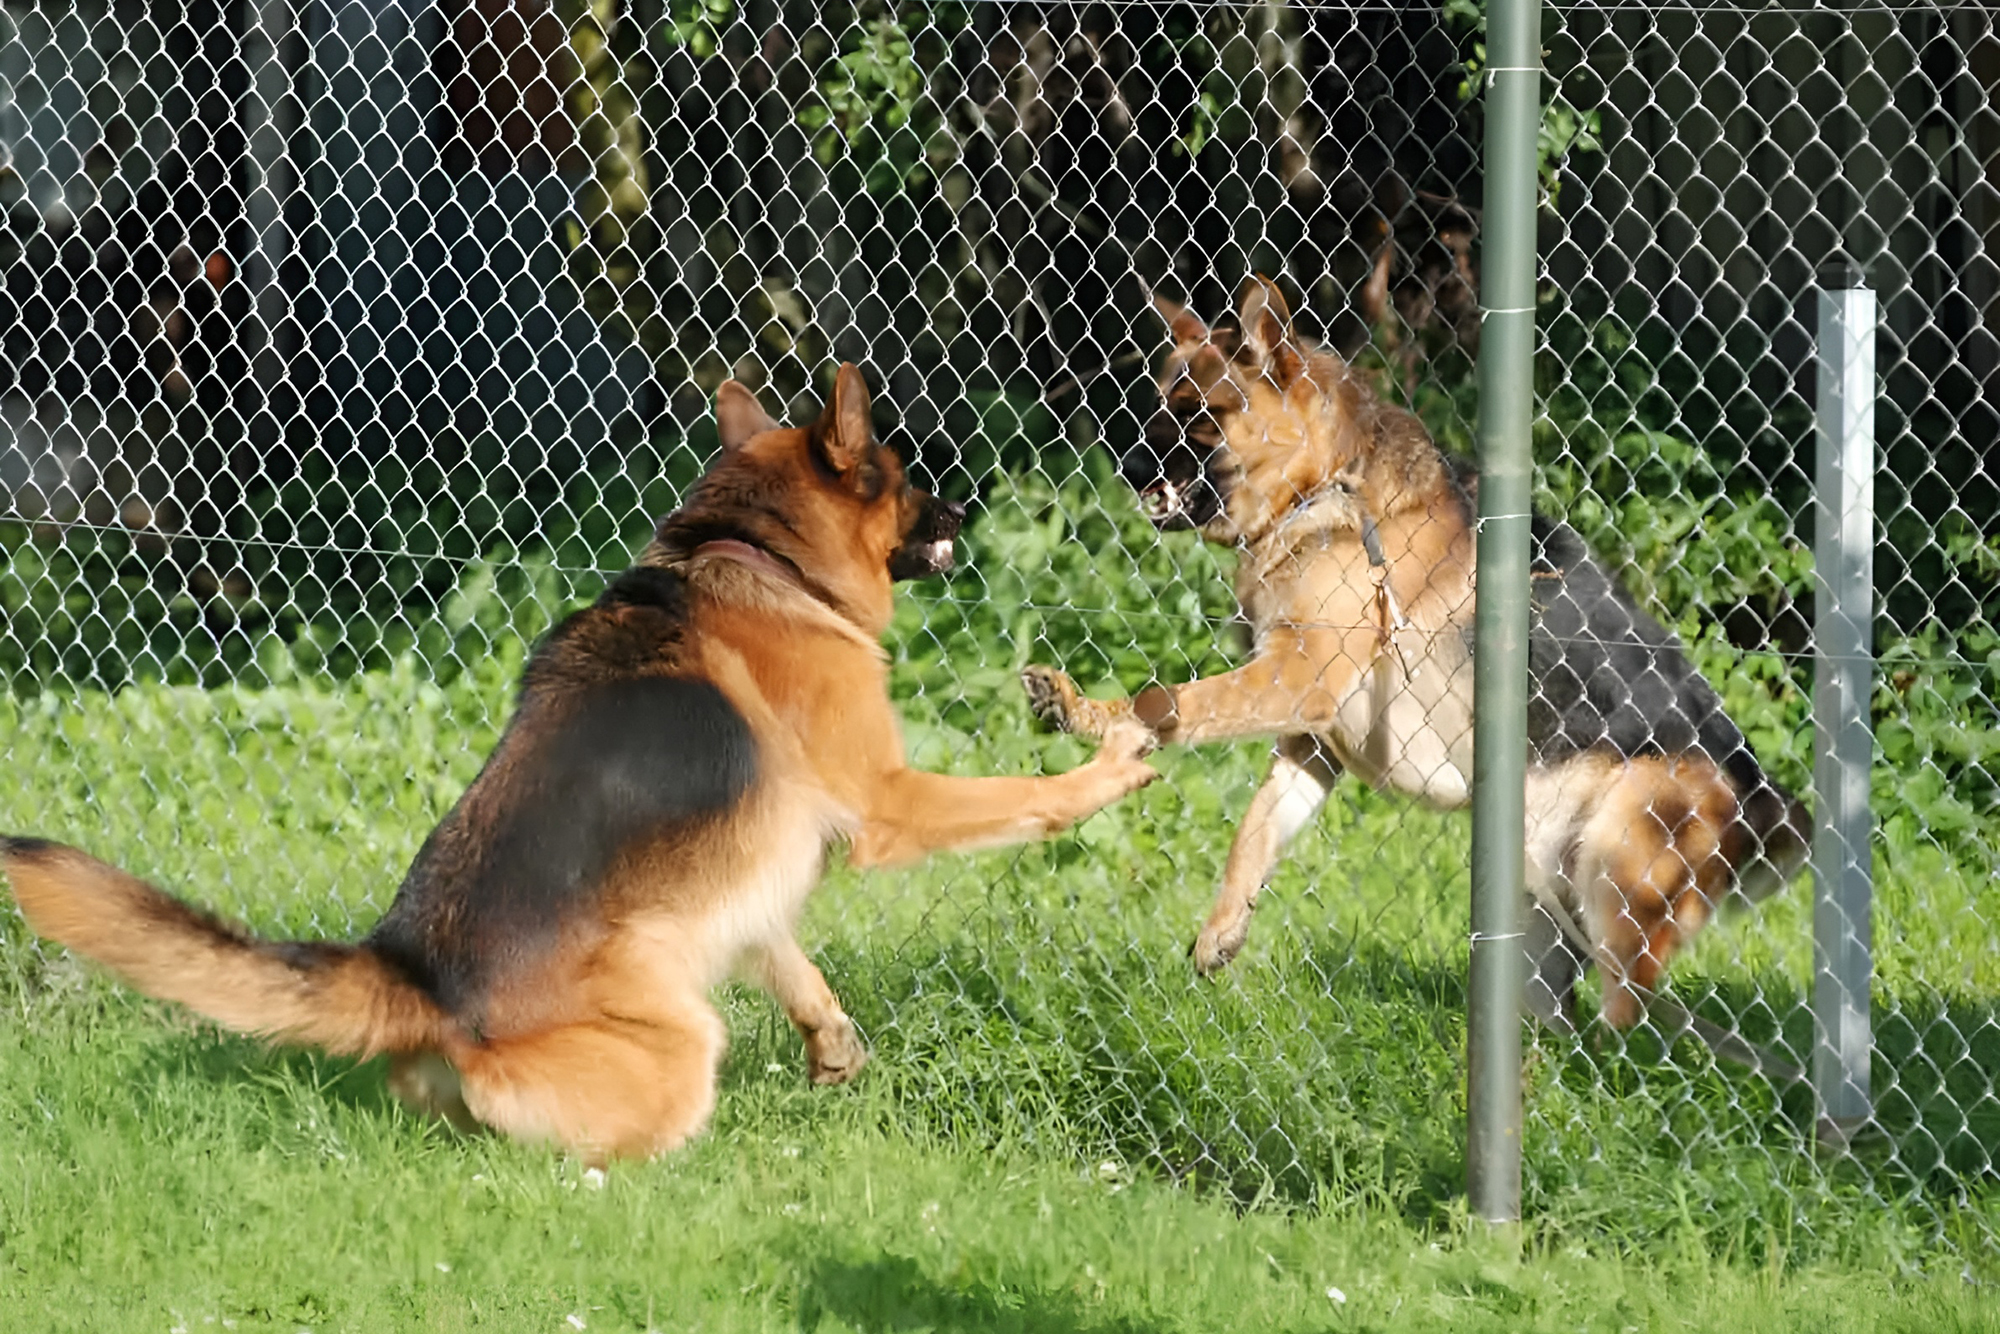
[0,435,704,694]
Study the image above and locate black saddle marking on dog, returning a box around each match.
[1524,516,1763,795]
[369,675,759,1018]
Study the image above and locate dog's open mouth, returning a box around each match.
[918,536,955,571]
[1139,480,1185,525]
[890,536,956,580]
[890,496,966,580]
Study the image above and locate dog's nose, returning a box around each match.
[938,499,967,535]
[1120,443,1161,487]
[1143,409,1184,452]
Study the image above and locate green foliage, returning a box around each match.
[799,6,963,193]
[942,389,1062,498]
[890,453,1241,725]
[1444,0,1604,208]
[1177,89,1223,158]
[657,0,734,58]
[558,0,659,341]
[0,438,702,695]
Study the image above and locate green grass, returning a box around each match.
[1,1029,1994,1334]
[4,1018,1994,1334]
[3,468,1998,1327]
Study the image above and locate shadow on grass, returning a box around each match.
[841,934,1474,1222]
[842,932,2000,1243]
[1597,971,2000,1194]
[793,1254,1169,1334]
[136,1029,406,1120]
[106,928,2000,1251]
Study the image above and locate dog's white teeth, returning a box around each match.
[1142,482,1180,520]
[926,538,954,565]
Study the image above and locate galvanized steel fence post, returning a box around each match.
[1466,0,1541,1225]
[1812,264,1877,1149]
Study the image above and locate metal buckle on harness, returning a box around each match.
[1361,510,1416,675]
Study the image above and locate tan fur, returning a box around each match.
[6,844,449,1056]
[1026,278,1781,1026]
[1570,757,1737,1029]
[4,366,1156,1162]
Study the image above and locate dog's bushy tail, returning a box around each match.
[1730,777,1813,902]
[2,836,449,1058]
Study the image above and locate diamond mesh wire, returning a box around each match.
[0,0,1995,1263]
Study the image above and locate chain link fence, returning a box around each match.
[2,0,1995,1266]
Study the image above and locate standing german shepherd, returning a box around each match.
[1023,278,1809,1030]
[3,365,1157,1160]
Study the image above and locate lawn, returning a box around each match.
[2,468,1996,1329]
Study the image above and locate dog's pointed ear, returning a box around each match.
[813,362,873,474]
[716,380,779,452]
[1236,274,1306,385]
[1151,289,1211,345]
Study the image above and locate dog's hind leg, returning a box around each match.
[745,936,868,1085]
[1576,759,1732,1029]
[1521,897,1587,1035]
[388,1050,482,1133]
[452,996,727,1162]
[1193,735,1341,975]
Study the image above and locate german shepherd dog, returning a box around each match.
[1023,278,1809,1031]
[3,365,1157,1160]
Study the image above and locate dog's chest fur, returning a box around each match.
[1228,429,1481,808]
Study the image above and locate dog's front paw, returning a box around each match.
[1021,664,1085,733]
[1084,718,1160,804]
[1023,665,1139,741]
[806,1017,870,1086]
[1097,716,1160,765]
[1190,913,1251,977]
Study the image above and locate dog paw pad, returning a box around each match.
[1021,666,1078,731]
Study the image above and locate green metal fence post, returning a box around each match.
[1467,0,1542,1226]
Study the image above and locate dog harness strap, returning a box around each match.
[1360,511,1386,568]
[1360,507,1414,672]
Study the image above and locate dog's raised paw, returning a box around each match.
[1020,665,1082,733]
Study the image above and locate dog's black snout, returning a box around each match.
[1127,409,1214,490]
[1121,416,1177,489]
[891,493,964,581]
[1144,408,1184,452]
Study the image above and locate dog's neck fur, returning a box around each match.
[689,538,797,587]
[1214,349,1462,567]
[663,541,884,658]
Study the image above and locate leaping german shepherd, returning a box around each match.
[3,365,1158,1160]
[1024,277,1809,1031]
